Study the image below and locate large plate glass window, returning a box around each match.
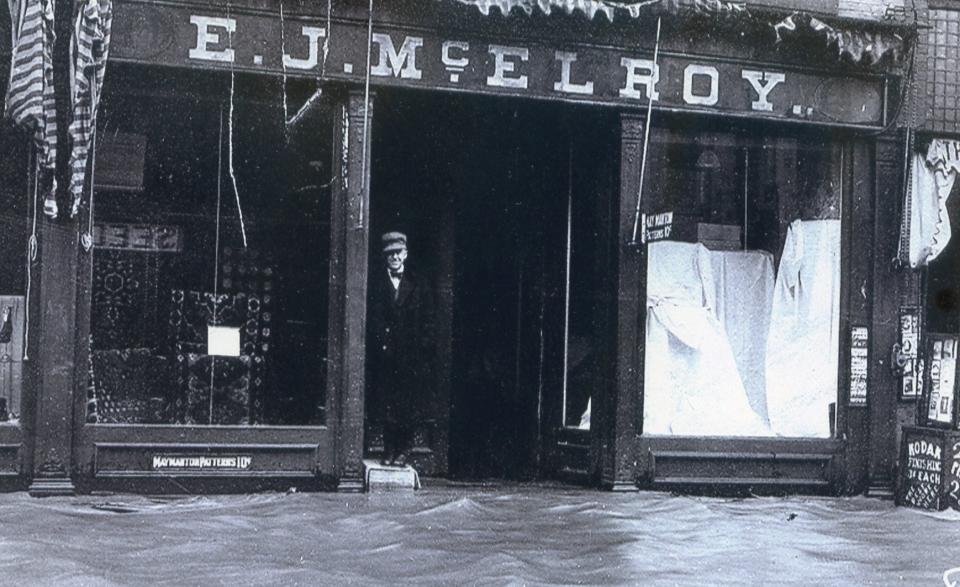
[86,67,331,426]
[642,121,843,438]
[0,121,30,426]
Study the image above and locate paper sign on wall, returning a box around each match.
[927,337,958,425]
[207,326,240,357]
[900,310,921,400]
[849,326,869,406]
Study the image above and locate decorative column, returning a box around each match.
[866,134,905,496]
[28,0,79,497]
[28,220,79,496]
[328,89,373,492]
[599,113,645,491]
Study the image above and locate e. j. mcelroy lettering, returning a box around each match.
[106,10,883,127]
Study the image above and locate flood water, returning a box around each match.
[1,484,958,586]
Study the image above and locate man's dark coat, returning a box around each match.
[367,269,436,424]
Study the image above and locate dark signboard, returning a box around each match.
[152,454,253,472]
[93,442,321,478]
[898,428,960,512]
[899,429,945,510]
[949,439,960,511]
[110,2,887,128]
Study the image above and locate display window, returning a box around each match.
[0,122,29,427]
[86,67,332,427]
[642,120,844,438]
[924,171,960,335]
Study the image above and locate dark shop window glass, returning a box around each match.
[562,167,602,431]
[0,122,30,426]
[642,124,842,438]
[86,69,331,426]
[925,180,960,334]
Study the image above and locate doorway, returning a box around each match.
[369,90,614,481]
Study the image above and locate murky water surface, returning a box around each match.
[1,485,958,586]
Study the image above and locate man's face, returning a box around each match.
[385,247,407,272]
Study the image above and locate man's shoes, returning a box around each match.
[393,452,409,467]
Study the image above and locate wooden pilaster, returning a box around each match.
[28,221,79,496]
[866,134,905,496]
[600,113,645,491]
[328,89,373,492]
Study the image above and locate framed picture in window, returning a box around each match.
[919,334,960,429]
[898,307,921,401]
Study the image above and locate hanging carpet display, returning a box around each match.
[168,290,269,425]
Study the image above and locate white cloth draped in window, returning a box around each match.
[708,249,775,424]
[908,151,957,268]
[765,219,841,438]
[643,241,771,436]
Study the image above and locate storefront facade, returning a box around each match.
[890,1,960,511]
[0,0,918,495]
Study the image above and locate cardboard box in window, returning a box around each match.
[697,223,742,251]
[667,216,742,250]
[94,132,146,191]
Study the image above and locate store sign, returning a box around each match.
[94,223,183,253]
[110,3,887,127]
[949,440,960,511]
[901,436,943,510]
[152,455,253,471]
[849,326,869,406]
[643,212,673,242]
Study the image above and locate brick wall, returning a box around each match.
[743,0,908,20]
[922,7,960,133]
[838,0,906,20]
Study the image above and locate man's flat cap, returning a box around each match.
[382,231,407,253]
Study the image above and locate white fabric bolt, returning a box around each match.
[908,152,956,268]
[765,219,841,438]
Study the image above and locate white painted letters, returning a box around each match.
[487,45,529,89]
[741,70,785,112]
[553,51,594,96]
[283,26,326,70]
[175,17,884,125]
[443,41,470,83]
[371,33,424,79]
[619,58,660,101]
[189,16,236,63]
[683,64,719,106]
[442,41,470,70]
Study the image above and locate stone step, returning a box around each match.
[363,459,421,491]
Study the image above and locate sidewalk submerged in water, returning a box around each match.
[1,483,958,586]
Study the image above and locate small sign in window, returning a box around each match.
[207,325,241,357]
[643,211,674,243]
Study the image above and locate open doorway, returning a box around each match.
[368,90,614,480]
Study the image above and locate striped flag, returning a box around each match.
[68,0,112,217]
[4,0,58,175]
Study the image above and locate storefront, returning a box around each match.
[0,0,916,494]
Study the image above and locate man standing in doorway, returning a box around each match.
[367,232,435,467]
